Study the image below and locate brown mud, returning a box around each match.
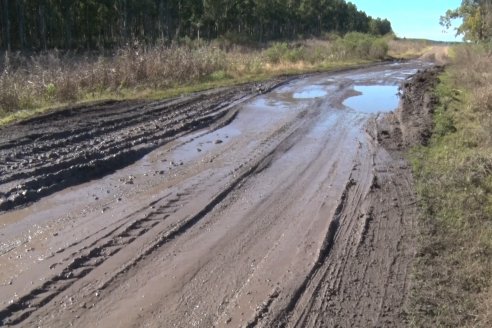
[0,61,440,327]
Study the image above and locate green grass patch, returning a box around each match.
[407,49,492,327]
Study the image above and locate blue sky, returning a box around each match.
[349,0,463,41]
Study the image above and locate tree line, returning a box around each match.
[0,0,392,51]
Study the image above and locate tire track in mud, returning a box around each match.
[0,103,313,326]
[0,187,194,325]
[244,176,356,328]
[259,125,417,328]
[0,80,288,212]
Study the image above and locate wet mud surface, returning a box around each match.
[0,61,437,327]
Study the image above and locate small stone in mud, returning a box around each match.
[215,139,223,144]
[197,148,202,152]
[225,317,232,324]
[159,171,165,175]
[117,198,122,202]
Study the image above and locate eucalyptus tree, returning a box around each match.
[0,0,392,50]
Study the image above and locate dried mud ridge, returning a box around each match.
[0,62,441,327]
[0,80,288,212]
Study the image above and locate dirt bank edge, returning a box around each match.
[375,66,444,325]
[376,66,444,151]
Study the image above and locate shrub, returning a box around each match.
[369,39,389,59]
[264,42,289,63]
[332,33,388,60]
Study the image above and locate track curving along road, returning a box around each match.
[0,61,432,327]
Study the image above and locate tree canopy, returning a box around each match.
[0,0,392,51]
[441,0,492,42]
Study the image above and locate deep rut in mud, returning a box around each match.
[0,61,437,327]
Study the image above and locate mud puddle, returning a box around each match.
[293,86,328,99]
[343,85,400,113]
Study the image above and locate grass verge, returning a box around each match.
[407,45,492,327]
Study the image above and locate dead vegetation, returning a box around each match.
[388,38,451,65]
[408,45,492,327]
[0,35,391,123]
[388,38,433,58]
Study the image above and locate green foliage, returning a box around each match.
[264,43,306,63]
[263,35,389,65]
[441,0,492,42]
[368,38,389,59]
[0,0,393,51]
[333,33,389,60]
[207,70,230,81]
[44,83,56,100]
[369,18,392,35]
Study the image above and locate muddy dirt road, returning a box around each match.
[0,61,434,327]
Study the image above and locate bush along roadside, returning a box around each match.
[407,45,492,327]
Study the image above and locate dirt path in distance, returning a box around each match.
[0,62,439,327]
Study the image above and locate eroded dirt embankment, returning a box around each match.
[0,62,440,327]
[375,66,444,150]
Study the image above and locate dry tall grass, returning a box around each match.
[0,35,390,119]
[388,38,432,58]
[409,44,492,327]
[0,44,228,113]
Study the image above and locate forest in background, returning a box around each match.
[0,0,392,51]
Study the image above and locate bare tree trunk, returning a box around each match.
[174,0,182,39]
[2,0,11,51]
[123,0,129,42]
[63,0,72,49]
[158,0,166,40]
[17,0,26,49]
[39,1,47,50]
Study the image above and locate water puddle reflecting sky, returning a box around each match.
[343,85,399,113]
